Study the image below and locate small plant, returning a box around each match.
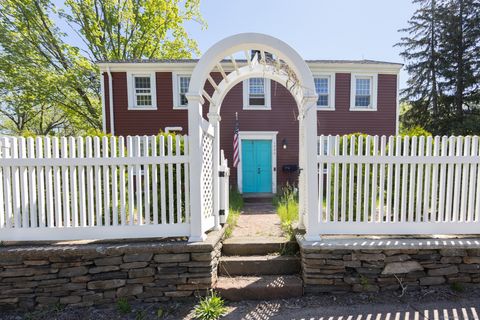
[224,189,244,238]
[135,309,147,320]
[451,282,464,292]
[53,302,65,313]
[360,275,369,288]
[194,290,228,320]
[116,297,132,314]
[274,183,299,240]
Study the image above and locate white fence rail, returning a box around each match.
[314,135,480,236]
[0,135,191,241]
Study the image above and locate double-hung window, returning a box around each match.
[173,73,190,109]
[243,77,271,110]
[127,72,157,110]
[350,73,377,110]
[314,74,335,110]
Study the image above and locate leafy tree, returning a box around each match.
[0,0,204,135]
[62,0,204,61]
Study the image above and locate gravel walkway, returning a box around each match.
[230,202,285,239]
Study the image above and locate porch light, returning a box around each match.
[282,138,288,149]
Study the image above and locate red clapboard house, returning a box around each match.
[98,58,402,194]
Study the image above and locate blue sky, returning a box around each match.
[55,0,415,89]
[184,0,416,89]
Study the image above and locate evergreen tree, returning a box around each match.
[398,0,480,135]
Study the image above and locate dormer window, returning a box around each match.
[173,73,190,109]
[243,77,271,110]
[127,72,157,110]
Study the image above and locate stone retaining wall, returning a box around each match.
[299,237,480,293]
[0,229,223,310]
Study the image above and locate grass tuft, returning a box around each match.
[194,290,228,320]
[224,189,243,238]
[116,297,131,314]
[274,183,299,241]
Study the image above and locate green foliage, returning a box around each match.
[135,309,147,320]
[397,0,480,135]
[63,0,205,61]
[360,275,369,288]
[194,290,228,320]
[399,125,432,137]
[116,297,132,314]
[224,189,243,239]
[0,0,205,135]
[451,282,464,292]
[274,183,299,241]
[229,188,244,212]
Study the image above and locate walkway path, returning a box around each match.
[230,202,286,239]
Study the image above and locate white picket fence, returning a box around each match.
[313,135,480,236]
[0,135,191,241]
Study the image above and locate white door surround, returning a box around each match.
[237,131,278,194]
[186,33,319,242]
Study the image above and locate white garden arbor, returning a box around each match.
[186,33,319,241]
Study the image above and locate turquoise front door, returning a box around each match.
[241,139,272,193]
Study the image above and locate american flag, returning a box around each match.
[233,113,239,168]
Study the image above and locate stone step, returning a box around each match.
[215,275,303,301]
[222,236,299,256]
[219,255,300,276]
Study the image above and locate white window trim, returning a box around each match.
[172,72,190,110]
[127,71,157,110]
[237,131,277,194]
[314,73,336,111]
[350,73,378,111]
[242,78,271,110]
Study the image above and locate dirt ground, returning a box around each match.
[2,285,480,320]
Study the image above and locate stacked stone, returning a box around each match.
[0,230,223,310]
[302,247,480,293]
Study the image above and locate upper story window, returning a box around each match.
[172,73,190,109]
[314,73,335,110]
[242,77,271,110]
[127,72,157,110]
[350,73,377,111]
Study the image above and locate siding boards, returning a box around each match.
[318,73,397,136]
[105,71,397,189]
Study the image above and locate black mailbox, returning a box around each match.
[282,164,299,173]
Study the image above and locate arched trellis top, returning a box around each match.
[186,33,319,242]
[187,33,318,116]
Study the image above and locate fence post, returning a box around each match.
[209,112,221,230]
[303,96,321,241]
[187,93,207,242]
[219,150,229,224]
